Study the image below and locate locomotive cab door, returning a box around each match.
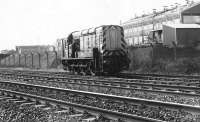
[71,39,80,58]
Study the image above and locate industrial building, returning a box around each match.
[16,45,55,54]
[121,1,200,46]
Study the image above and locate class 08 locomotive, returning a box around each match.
[61,25,129,75]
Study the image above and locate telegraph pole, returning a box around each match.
[152,9,156,42]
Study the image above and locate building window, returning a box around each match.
[183,15,200,24]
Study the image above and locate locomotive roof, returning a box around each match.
[70,25,122,36]
[72,31,81,39]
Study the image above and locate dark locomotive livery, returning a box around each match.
[61,25,129,75]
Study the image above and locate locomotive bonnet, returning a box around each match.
[61,25,129,75]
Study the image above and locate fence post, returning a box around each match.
[19,54,21,67]
[6,58,7,66]
[24,54,27,68]
[37,52,41,69]
[4,59,5,66]
[45,51,49,69]
[4,58,6,66]
[7,58,8,66]
[4,58,7,66]
[173,47,177,61]
[54,51,58,68]
[13,55,15,67]
[150,43,154,67]
[172,42,177,61]
[31,52,34,68]
[9,56,10,66]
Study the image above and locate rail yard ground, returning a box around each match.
[0,68,200,122]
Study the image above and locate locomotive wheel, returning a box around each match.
[77,63,82,74]
[80,69,86,75]
[70,64,76,75]
[86,62,95,75]
[79,63,86,76]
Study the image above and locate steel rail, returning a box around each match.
[1,71,200,88]
[2,72,200,92]
[0,80,199,113]
[0,88,163,122]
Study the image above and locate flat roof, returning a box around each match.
[164,24,200,28]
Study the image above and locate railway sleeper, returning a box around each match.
[0,85,199,121]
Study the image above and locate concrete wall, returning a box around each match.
[0,51,61,69]
[128,44,200,73]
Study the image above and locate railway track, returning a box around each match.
[0,80,199,122]
[1,68,200,86]
[0,68,200,121]
[119,72,200,81]
[1,68,200,92]
[1,68,200,82]
[1,69,200,106]
[0,94,84,122]
[0,86,125,122]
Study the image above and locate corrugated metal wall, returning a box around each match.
[163,25,176,47]
[176,28,200,47]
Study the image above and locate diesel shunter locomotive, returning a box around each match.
[61,25,129,75]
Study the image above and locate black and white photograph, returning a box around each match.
[0,0,200,121]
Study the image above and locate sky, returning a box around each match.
[0,0,199,50]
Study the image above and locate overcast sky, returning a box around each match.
[0,0,199,50]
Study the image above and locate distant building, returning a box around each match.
[0,49,15,54]
[16,45,55,54]
[121,1,200,46]
[0,50,15,61]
